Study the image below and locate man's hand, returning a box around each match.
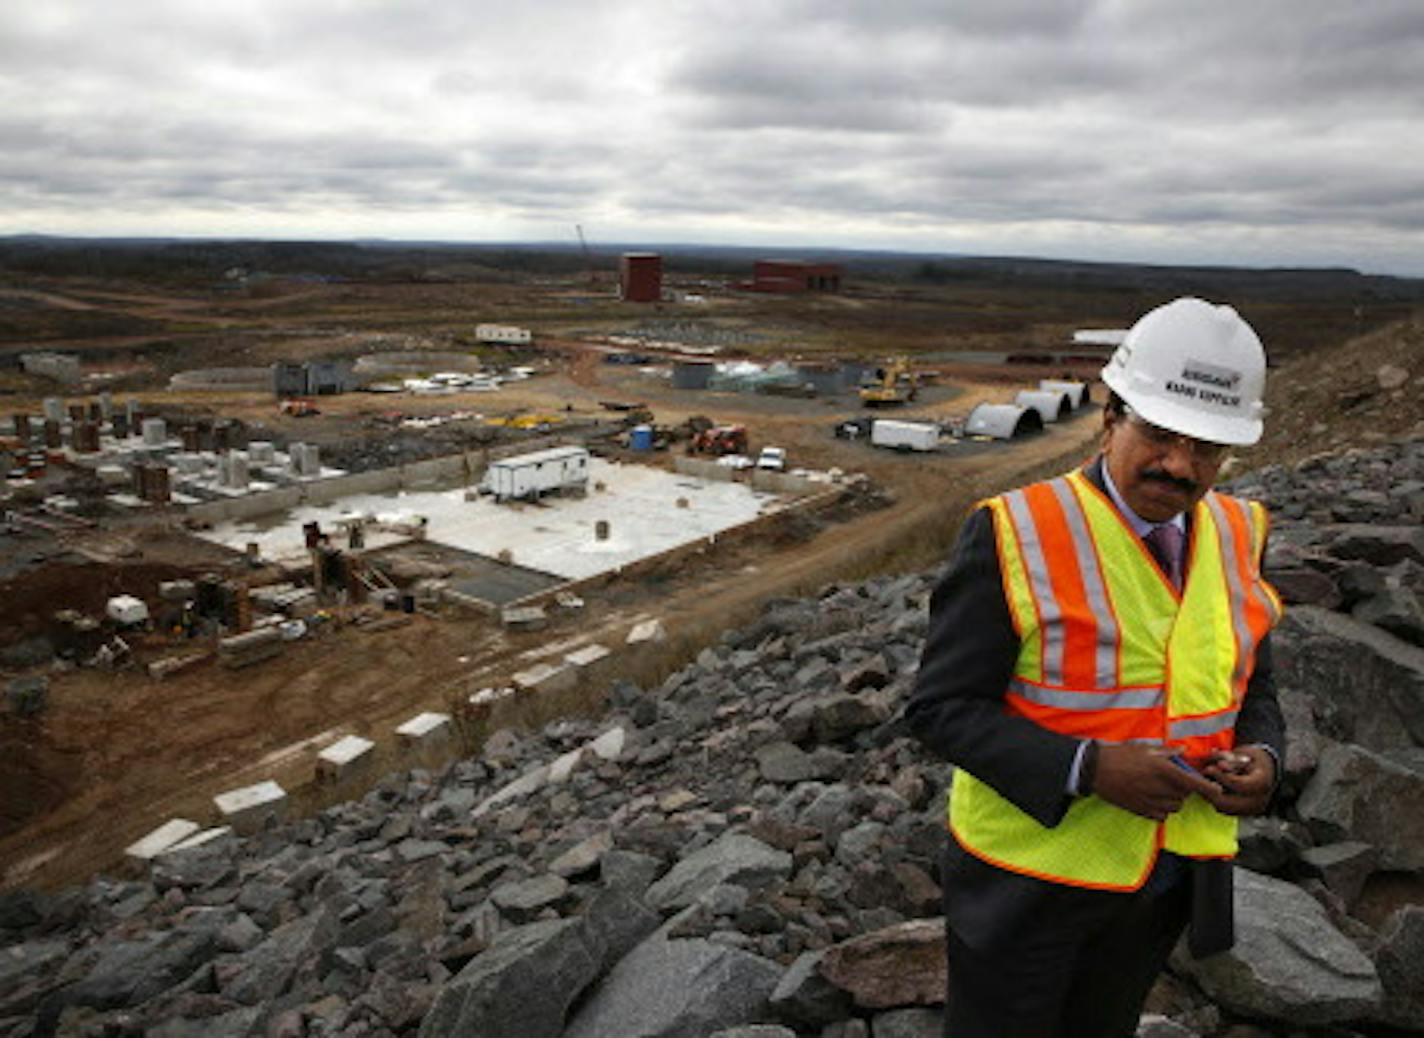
[1200,746,1276,816]
[1093,744,1222,822]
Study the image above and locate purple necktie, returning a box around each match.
[1145,523,1184,589]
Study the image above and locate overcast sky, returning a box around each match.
[3,1,1422,274]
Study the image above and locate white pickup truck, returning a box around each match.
[756,446,787,471]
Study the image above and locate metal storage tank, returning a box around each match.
[965,403,1044,440]
[1039,379,1091,409]
[629,424,654,451]
[620,253,662,303]
[672,360,715,390]
[1014,389,1073,424]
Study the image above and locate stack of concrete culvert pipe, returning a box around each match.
[1014,388,1073,424]
[965,402,1044,440]
[1039,379,1091,409]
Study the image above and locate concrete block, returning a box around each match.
[396,711,451,746]
[626,618,666,645]
[213,780,288,835]
[564,643,611,670]
[317,734,376,779]
[501,605,548,631]
[512,661,577,695]
[125,818,201,863]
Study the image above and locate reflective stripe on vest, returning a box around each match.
[951,469,1282,890]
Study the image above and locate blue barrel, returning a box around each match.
[629,424,653,450]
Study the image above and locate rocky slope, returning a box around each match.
[2,441,1423,1038]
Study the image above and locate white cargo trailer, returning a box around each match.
[483,446,589,502]
[475,324,533,345]
[871,419,940,452]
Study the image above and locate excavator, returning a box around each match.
[859,358,919,407]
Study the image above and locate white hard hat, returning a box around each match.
[1101,297,1266,446]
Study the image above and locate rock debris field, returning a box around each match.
[2,439,1422,1038]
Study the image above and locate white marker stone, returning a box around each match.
[512,662,576,694]
[213,780,288,835]
[396,712,451,745]
[125,819,200,863]
[626,619,666,645]
[564,644,611,670]
[317,735,376,779]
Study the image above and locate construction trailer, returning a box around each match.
[476,324,532,345]
[483,446,590,503]
[871,419,940,452]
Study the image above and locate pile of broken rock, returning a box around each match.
[1,441,1421,1038]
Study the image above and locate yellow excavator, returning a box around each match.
[860,357,919,407]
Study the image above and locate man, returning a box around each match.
[907,297,1285,1037]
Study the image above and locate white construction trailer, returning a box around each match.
[871,419,940,452]
[483,446,589,502]
[1014,389,1073,424]
[476,324,533,345]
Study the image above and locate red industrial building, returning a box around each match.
[742,260,842,294]
[619,253,663,303]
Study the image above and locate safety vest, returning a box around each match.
[948,467,1282,891]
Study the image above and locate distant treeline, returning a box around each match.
[1,236,1422,306]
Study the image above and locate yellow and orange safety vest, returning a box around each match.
[949,467,1282,890]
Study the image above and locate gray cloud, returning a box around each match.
[0,0,1420,273]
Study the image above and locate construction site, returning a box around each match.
[2,240,1418,888]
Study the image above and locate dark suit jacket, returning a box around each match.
[906,457,1285,952]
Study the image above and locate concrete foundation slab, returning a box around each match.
[397,712,451,745]
[125,819,200,863]
[213,780,288,834]
[195,458,782,580]
[317,735,376,779]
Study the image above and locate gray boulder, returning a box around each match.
[1297,842,1378,908]
[1174,869,1380,1025]
[1372,905,1424,1031]
[0,938,70,1016]
[1326,524,1424,567]
[221,907,339,1006]
[646,833,792,911]
[869,1007,942,1037]
[38,929,219,1025]
[563,933,782,1038]
[1353,587,1424,647]
[419,917,600,1038]
[1296,743,1424,871]
[768,949,855,1028]
[1273,606,1424,751]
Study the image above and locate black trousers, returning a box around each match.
[943,866,1192,1037]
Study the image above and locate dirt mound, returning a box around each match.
[0,561,193,647]
[1247,314,1424,469]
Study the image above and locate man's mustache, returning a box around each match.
[1142,469,1199,494]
